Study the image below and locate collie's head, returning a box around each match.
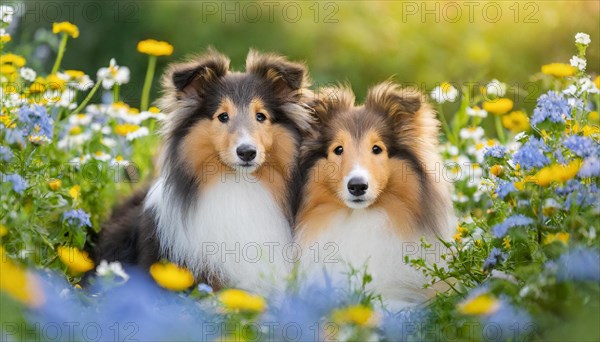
[157,49,312,185]
[298,82,454,236]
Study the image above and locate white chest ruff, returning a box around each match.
[145,175,293,292]
[299,209,440,308]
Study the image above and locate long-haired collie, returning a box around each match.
[95,49,313,292]
[295,83,456,309]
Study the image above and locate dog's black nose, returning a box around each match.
[347,177,368,196]
[236,144,257,162]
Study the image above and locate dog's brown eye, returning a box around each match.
[333,146,344,155]
[256,113,267,122]
[217,113,229,123]
[372,145,383,154]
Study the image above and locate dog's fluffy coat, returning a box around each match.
[294,83,456,309]
[95,49,313,292]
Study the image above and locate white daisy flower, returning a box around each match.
[485,79,507,97]
[110,155,130,167]
[0,5,14,24]
[28,135,51,145]
[97,59,130,90]
[20,68,36,82]
[126,126,149,141]
[459,127,485,140]
[466,106,487,118]
[96,260,129,281]
[92,151,112,162]
[575,32,591,46]
[70,154,91,168]
[569,56,586,71]
[101,137,117,148]
[69,113,92,126]
[431,83,459,103]
[58,132,92,149]
[141,107,166,121]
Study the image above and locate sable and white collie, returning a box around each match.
[95,49,313,292]
[295,83,456,309]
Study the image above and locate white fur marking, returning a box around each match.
[145,175,293,293]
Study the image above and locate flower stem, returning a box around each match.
[494,115,506,144]
[69,80,101,116]
[51,33,69,75]
[437,106,456,145]
[113,84,120,103]
[140,55,157,111]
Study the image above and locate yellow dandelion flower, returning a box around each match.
[582,125,600,137]
[69,185,80,200]
[543,232,570,245]
[534,160,581,187]
[48,179,62,191]
[1,53,26,67]
[46,74,66,91]
[137,39,174,57]
[115,123,141,136]
[28,77,46,94]
[0,224,7,237]
[501,111,530,133]
[0,34,10,43]
[332,305,376,326]
[52,21,79,38]
[0,64,16,75]
[483,98,514,116]
[453,232,462,242]
[594,76,600,89]
[490,165,503,177]
[64,69,85,80]
[149,262,194,291]
[218,289,267,312]
[57,246,95,273]
[541,63,577,77]
[457,294,500,316]
[0,247,44,307]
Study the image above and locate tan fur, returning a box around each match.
[178,96,294,213]
[298,82,455,241]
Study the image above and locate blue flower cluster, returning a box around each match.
[0,146,13,162]
[62,209,92,228]
[484,145,507,159]
[1,173,28,194]
[563,136,599,158]
[17,105,54,139]
[579,157,600,177]
[496,180,516,199]
[512,137,550,170]
[492,214,534,238]
[483,247,508,270]
[530,91,572,125]
[552,248,600,282]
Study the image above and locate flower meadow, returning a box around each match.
[1,14,600,342]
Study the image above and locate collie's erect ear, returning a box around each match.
[309,86,355,123]
[246,50,309,94]
[166,48,230,96]
[365,81,440,146]
[365,82,423,118]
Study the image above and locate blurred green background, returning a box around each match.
[7,0,600,107]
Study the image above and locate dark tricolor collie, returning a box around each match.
[295,83,456,309]
[96,50,313,292]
